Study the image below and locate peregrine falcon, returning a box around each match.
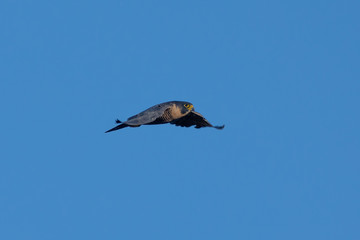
[105,101,224,133]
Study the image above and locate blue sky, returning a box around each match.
[1,0,360,239]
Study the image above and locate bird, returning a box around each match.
[105,101,224,133]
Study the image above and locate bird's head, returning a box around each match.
[178,101,194,114]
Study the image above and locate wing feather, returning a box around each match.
[170,111,224,129]
[125,104,170,126]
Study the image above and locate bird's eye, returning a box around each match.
[184,104,193,110]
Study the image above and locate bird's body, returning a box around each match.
[105,101,224,133]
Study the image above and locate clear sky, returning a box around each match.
[1,0,359,239]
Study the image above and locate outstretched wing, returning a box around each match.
[170,111,224,129]
[105,122,130,133]
[105,102,179,133]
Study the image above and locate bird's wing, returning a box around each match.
[125,104,171,126]
[170,111,224,129]
[105,122,130,133]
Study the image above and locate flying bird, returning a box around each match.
[105,101,224,133]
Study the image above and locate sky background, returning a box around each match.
[1,0,360,239]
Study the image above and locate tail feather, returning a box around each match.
[105,123,129,133]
